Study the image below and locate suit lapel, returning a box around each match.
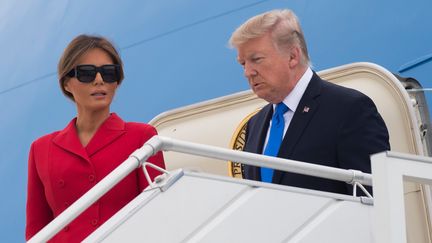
[85,113,126,157]
[253,105,273,154]
[52,118,91,162]
[272,73,322,184]
[52,113,126,162]
[248,105,273,180]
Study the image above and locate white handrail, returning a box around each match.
[27,142,160,243]
[28,135,372,242]
[157,136,372,186]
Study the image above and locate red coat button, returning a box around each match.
[88,174,95,182]
[91,219,98,226]
[58,179,65,188]
[64,226,69,232]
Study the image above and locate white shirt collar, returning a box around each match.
[274,67,313,112]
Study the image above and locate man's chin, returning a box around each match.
[255,93,272,103]
[256,94,281,104]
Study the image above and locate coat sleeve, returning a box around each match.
[26,142,54,240]
[337,94,390,195]
[137,126,166,191]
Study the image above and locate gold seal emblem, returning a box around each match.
[228,109,261,178]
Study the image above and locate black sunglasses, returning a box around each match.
[65,64,121,83]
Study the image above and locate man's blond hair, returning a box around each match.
[229,9,310,66]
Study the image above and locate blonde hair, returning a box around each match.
[229,9,310,66]
[58,34,124,100]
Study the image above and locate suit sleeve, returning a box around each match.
[137,126,166,191]
[337,94,390,194]
[26,142,54,240]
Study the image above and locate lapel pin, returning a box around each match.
[302,106,310,113]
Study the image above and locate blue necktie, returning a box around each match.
[261,102,289,182]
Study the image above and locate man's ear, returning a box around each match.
[287,46,302,68]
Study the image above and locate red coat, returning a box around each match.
[26,113,165,242]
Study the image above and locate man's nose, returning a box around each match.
[244,63,257,78]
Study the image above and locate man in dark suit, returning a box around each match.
[229,9,390,195]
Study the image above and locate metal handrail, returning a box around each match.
[158,136,372,186]
[27,141,160,243]
[28,135,372,242]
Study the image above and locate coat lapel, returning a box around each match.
[52,113,126,162]
[52,118,91,162]
[272,73,322,184]
[85,113,126,157]
[253,105,273,154]
[248,105,273,180]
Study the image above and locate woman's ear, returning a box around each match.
[64,80,71,93]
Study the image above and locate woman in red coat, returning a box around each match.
[25,35,165,242]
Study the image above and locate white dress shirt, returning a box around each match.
[263,67,313,152]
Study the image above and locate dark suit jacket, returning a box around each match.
[243,72,390,195]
